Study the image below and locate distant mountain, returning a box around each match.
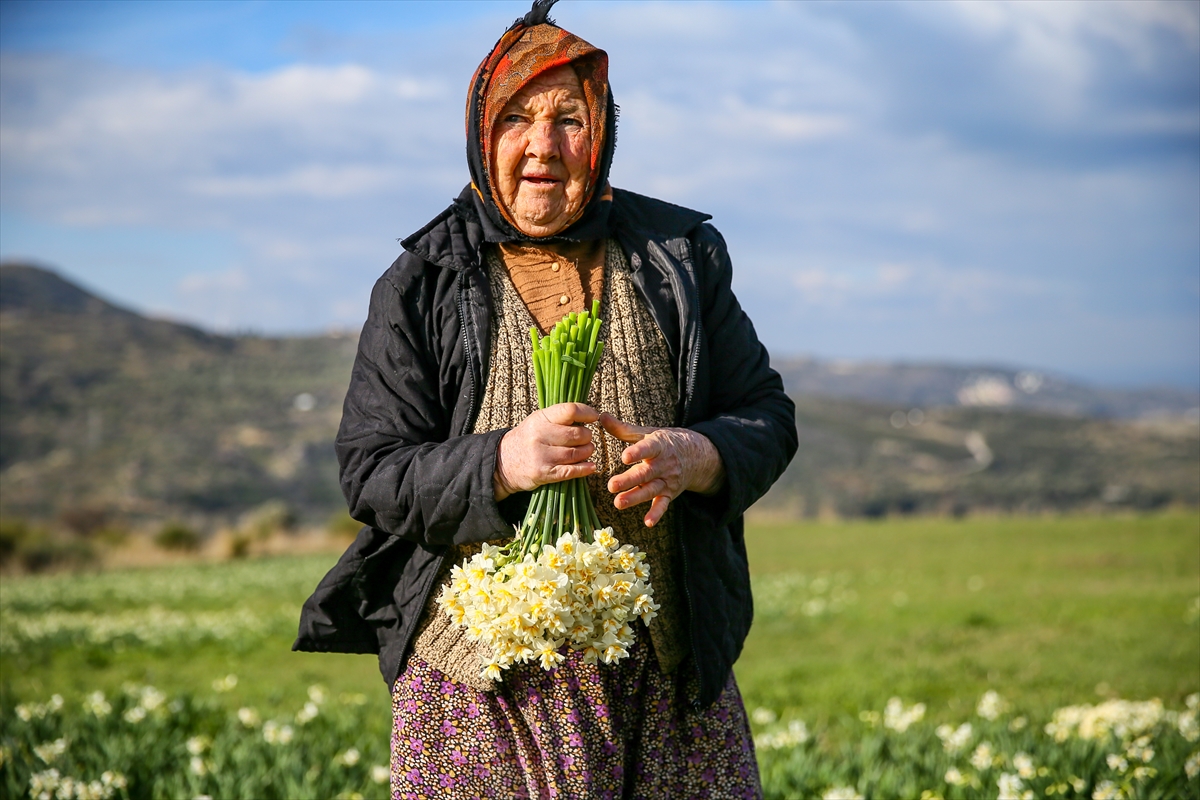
[772,357,1199,419]
[1,263,356,525]
[755,394,1198,518]
[1,263,1196,527]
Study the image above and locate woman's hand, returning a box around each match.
[599,413,725,527]
[494,403,599,501]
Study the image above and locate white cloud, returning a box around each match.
[187,165,404,199]
[0,1,1195,384]
[788,261,1060,314]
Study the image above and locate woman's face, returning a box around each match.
[492,65,592,237]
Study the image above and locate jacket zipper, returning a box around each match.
[676,237,706,708]
[457,271,481,435]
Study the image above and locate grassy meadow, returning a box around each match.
[2,514,1198,799]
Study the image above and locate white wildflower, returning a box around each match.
[16,704,34,722]
[186,736,210,755]
[212,674,238,692]
[123,706,147,724]
[1125,736,1154,763]
[754,720,810,750]
[83,691,111,717]
[977,690,1008,720]
[237,707,261,728]
[943,767,969,786]
[1012,752,1035,779]
[751,707,777,725]
[801,598,827,617]
[1045,698,1163,742]
[883,697,925,732]
[1184,750,1200,779]
[371,764,389,784]
[1105,753,1128,773]
[296,702,320,724]
[1091,779,1124,800]
[307,685,327,705]
[189,756,208,777]
[970,741,995,771]
[263,720,294,745]
[1008,716,1027,731]
[997,772,1028,800]
[438,529,655,676]
[137,686,165,710]
[33,738,67,764]
[936,724,974,753]
[29,769,62,799]
[1179,708,1199,742]
[335,747,361,767]
[822,787,864,800]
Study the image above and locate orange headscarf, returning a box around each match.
[463,0,616,242]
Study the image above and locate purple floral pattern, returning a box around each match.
[391,633,761,799]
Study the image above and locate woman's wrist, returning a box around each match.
[681,429,725,496]
[493,430,515,502]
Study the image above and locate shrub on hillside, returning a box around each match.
[0,518,95,572]
[154,522,201,551]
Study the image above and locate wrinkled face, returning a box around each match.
[492,65,592,237]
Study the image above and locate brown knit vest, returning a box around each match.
[410,241,688,690]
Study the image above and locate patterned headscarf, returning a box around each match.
[461,0,616,243]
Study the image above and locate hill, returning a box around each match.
[756,395,1198,518]
[772,357,1199,419]
[1,263,1196,530]
[0,263,356,526]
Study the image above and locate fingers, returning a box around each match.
[539,421,593,448]
[542,402,600,426]
[621,434,663,466]
[612,477,669,511]
[546,461,596,483]
[607,459,657,495]
[644,495,671,527]
[599,412,651,444]
[548,442,595,465]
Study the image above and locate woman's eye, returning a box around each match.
[504,114,526,124]
[561,117,584,128]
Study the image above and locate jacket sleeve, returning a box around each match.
[687,223,798,528]
[335,270,513,547]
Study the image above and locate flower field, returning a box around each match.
[2,514,1197,799]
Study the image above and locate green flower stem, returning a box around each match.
[509,300,605,565]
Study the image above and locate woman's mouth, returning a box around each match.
[521,176,561,186]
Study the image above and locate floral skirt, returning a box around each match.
[390,632,761,800]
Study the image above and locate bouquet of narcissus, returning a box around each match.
[437,300,659,680]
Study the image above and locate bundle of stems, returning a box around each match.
[503,299,605,565]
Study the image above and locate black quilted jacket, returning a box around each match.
[294,186,797,708]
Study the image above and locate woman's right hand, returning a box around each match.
[493,402,599,501]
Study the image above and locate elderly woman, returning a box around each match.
[295,2,796,797]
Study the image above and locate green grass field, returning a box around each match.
[3,514,1198,798]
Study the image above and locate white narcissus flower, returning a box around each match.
[441,529,654,678]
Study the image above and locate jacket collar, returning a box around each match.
[401,185,712,272]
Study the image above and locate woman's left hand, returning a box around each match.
[599,413,725,527]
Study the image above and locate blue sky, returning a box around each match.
[1,0,1197,387]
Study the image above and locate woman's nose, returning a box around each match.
[524,121,559,161]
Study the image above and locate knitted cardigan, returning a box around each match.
[410,241,687,689]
